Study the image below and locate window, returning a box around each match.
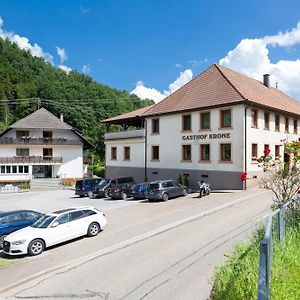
[251,109,258,128]
[18,166,24,173]
[43,131,53,138]
[124,146,130,160]
[16,130,29,138]
[152,146,159,160]
[252,144,258,161]
[200,144,210,161]
[24,166,29,173]
[182,145,192,161]
[275,145,280,158]
[220,109,232,128]
[16,148,29,157]
[6,166,11,173]
[152,118,160,134]
[182,114,192,131]
[1,166,5,173]
[200,112,210,130]
[12,166,17,173]
[285,117,289,132]
[43,148,53,158]
[70,211,84,221]
[56,214,70,225]
[264,112,270,130]
[275,115,280,131]
[220,144,231,161]
[111,147,117,160]
[294,119,298,134]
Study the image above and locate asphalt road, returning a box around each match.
[0,187,273,300]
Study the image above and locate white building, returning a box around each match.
[103,64,300,190]
[0,108,93,183]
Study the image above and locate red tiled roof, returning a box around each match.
[103,64,300,123]
[103,104,155,123]
[145,64,300,116]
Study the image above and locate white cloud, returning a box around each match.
[81,64,90,74]
[175,63,182,68]
[188,58,208,67]
[131,69,193,103]
[219,22,300,101]
[58,64,72,73]
[56,46,68,64]
[0,16,53,63]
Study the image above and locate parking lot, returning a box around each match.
[0,188,143,214]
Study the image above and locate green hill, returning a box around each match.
[0,38,153,160]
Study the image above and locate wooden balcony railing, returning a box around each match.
[0,137,82,145]
[0,156,63,164]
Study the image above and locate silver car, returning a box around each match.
[146,180,188,202]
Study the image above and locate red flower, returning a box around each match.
[264,148,271,155]
[240,171,247,181]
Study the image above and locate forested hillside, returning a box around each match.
[0,38,153,160]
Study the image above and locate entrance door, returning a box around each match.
[32,165,53,178]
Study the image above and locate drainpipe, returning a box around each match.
[244,105,250,190]
[144,119,148,182]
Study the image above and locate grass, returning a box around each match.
[210,224,300,300]
[0,257,13,269]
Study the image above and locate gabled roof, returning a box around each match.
[102,64,300,125]
[103,104,155,124]
[10,107,72,130]
[144,64,300,116]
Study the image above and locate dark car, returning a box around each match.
[109,181,135,200]
[0,210,43,249]
[90,177,134,199]
[75,178,102,197]
[130,182,149,199]
[146,180,188,202]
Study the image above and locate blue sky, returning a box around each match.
[1,0,300,102]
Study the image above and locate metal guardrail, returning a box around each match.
[257,196,300,300]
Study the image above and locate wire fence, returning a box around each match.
[257,196,300,300]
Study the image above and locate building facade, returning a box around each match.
[103,65,300,190]
[0,108,93,183]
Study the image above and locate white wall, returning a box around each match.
[146,105,245,172]
[246,109,300,172]
[106,138,145,168]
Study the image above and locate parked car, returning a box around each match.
[75,178,102,197]
[0,210,43,249]
[2,206,107,256]
[146,180,188,202]
[130,182,149,199]
[89,177,134,198]
[109,181,135,200]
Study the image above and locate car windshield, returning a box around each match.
[148,183,159,190]
[132,184,142,191]
[31,215,56,228]
[98,178,110,187]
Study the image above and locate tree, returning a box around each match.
[259,141,300,207]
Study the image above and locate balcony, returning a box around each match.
[0,137,82,145]
[104,129,145,141]
[0,156,63,164]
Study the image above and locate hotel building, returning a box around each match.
[103,64,300,190]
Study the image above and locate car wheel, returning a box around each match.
[121,192,127,200]
[88,191,94,199]
[87,222,100,237]
[28,239,45,256]
[207,190,210,195]
[183,189,188,196]
[104,190,109,198]
[162,193,169,201]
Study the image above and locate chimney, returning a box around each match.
[60,113,64,122]
[263,74,270,88]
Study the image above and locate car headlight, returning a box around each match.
[11,239,27,245]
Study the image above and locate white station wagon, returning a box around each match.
[3,206,107,256]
